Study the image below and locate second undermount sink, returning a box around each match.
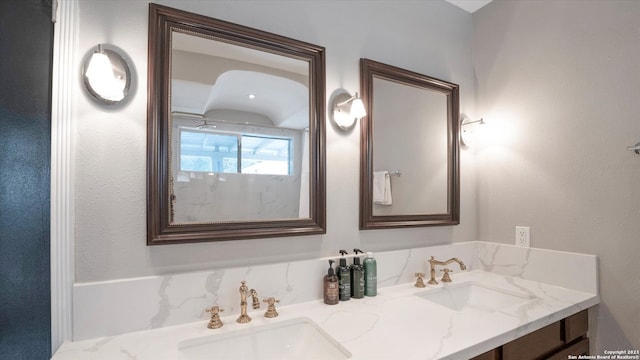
[178,317,351,360]
[416,282,535,312]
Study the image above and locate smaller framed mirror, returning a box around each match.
[359,59,460,229]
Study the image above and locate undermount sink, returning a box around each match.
[415,282,535,312]
[178,317,352,360]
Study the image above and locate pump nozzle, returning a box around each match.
[327,259,336,276]
[338,250,348,267]
[353,249,364,265]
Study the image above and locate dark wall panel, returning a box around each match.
[0,0,53,359]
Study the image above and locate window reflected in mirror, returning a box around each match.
[179,130,293,175]
[147,4,325,244]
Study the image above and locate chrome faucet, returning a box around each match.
[427,256,466,285]
[237,281,260,323]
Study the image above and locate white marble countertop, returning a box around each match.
[52,270,599,360]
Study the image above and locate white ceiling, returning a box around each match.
[171,32,310,129]
[445,0,493,13]
[173,32,308,76]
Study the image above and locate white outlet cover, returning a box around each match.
[515,226,530,247]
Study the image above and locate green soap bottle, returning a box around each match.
[364,252,377,296]
[351,249,365,299]
[337,250,351,301]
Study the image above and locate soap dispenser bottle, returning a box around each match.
[337,250,351,301]
[351,249,365,299]
[364,252,377,297]
[323,260,339,305]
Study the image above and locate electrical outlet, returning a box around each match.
[515,226,530,247]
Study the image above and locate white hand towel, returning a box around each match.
[373,171,392,205]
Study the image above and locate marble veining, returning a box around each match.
[476,242,533,277]
[55,268,598,359]
[84,337,115,353]
[150,276,172,329]
[431,314,456,360]
[394,248,413,285]
[67,241,598,359]
[204,270,224,302]
[278,262,296,304]
[476,242,500,271]
[118,346,136,360]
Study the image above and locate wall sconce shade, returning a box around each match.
[330,91,366,131]
[82,44,131,104]
[460,116,484,147]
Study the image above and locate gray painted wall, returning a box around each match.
[72,0,477,282]
[473,0,640,350]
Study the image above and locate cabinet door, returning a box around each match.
[503,322,564,360]
[547,338,590,360]
[564,310,589,343]
[470,348,499,360]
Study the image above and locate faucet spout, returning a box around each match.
[444,257,467,270]
[427,256,466,285]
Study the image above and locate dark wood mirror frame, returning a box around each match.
[147,4,326,245]
[359,58,460,229]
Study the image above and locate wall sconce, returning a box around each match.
[627,142,640,155]
[82,44,131,105]
[460,116,485,147]
[330,91,367,131]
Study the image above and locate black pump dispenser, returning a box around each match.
[351,249,365,298]
[339,250,349,267]
[337,250,351,301]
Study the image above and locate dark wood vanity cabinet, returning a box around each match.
[471,310,590,360]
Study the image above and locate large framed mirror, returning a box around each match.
[359,59,459,229]
[147,4,326,244]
